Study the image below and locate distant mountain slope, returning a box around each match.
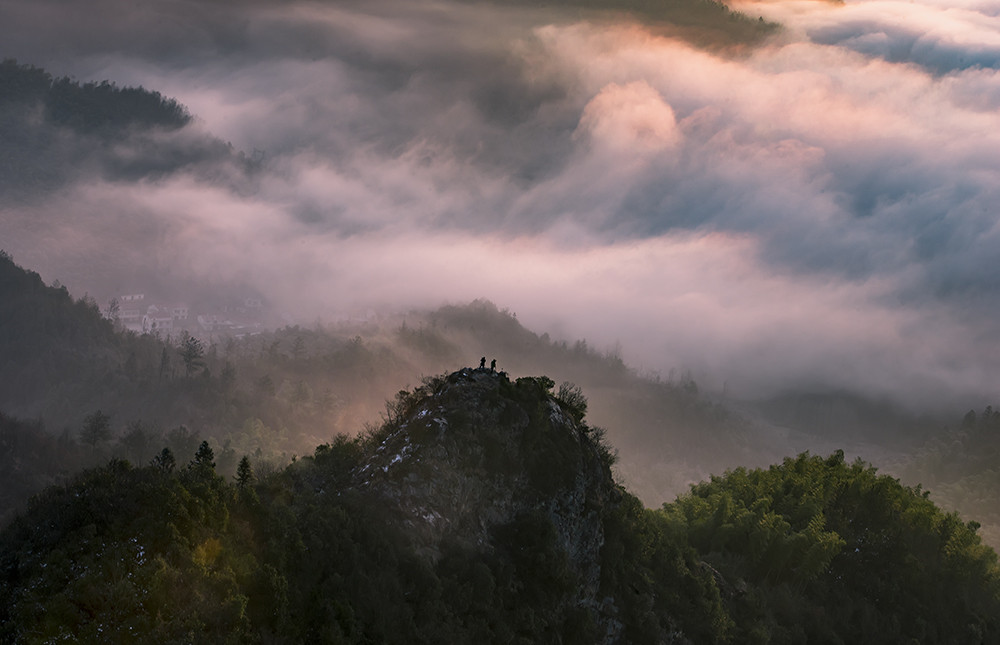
[1,252,976,543]
[899,406,1000,548]
[0,253,767,525]
[0,250,123,418]
[474,0,779,48]
[2,370,997,643]
[0,59,248,198]
[0,59,190,132]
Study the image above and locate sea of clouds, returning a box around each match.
[2,0,999,407]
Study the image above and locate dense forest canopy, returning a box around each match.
[669,451,1000,642]
[0,59,191,131]
[2,373,998,643]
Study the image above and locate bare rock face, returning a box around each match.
[353,367,622,639]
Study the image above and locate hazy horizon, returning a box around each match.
[3,0,1000,411]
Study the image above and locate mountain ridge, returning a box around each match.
[3,366,1000,642]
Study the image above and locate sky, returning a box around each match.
[2,0,1000,409]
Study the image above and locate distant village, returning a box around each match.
[104,291,379,340]
[107,292,271,339]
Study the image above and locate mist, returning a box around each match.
[2,0,1000,410]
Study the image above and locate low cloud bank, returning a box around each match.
[2,0,1000,408]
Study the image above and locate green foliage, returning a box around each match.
[0,459,247,644]
[666,451,1000,643]
[153,447,176,474]
[602,490,732,643]
[312,434,365,484]
[4,372,1000,644]
[235,456,254,490]
[192,441,216,471]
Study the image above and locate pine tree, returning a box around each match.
[235,456,254,490]
[178,334,205,377]
[193,440,215,470]
[152,446,176,473]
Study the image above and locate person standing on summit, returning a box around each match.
[480,357,487,369]
[490,359,496,372]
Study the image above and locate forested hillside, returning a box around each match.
[0,59,189,132]
[0,59,247,198]
[670,452,1000,642]
[899,407,1000,548]
[475,0,779,48]
[3,250,999,551]
[2,255,999,642]
[0,252,761,524]
[2,371,997,643]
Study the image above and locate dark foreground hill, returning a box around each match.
[2,368,999,644]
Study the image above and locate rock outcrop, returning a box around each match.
[354,367,623,640]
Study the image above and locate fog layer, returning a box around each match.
[2,0,999,408]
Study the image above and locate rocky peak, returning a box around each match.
[353,367,621,630]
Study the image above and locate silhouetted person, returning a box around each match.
[490,359,496,372]
[480,356,486,369]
